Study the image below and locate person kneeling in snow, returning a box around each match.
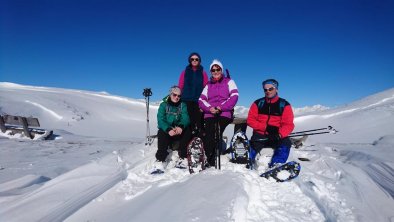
[247,79,295,168]
[153,86,191,172]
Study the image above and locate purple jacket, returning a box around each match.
[198,77,239,119]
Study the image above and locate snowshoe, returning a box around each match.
[151,160,166,174]
[186,137,206,174]
[175,158,188,169]
[229,131,250,164]
[260,161,301,182]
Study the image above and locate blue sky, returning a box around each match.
[1,0,393,108]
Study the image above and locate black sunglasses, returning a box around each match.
[171,93,181,98]
[264,87,275,92]
[211,68,222,73]
[190,58,199,62]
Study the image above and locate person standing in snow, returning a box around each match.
[178,52,209,136]
[153,86,191,172]
[247,79,295,168]
[198,59,239,167]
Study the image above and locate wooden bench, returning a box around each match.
[0,115,47,139]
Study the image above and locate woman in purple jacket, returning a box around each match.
[198,59,239,167]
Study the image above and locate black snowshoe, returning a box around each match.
[260,161,301,182]
[229,131,250,164]
[186,137,206,174]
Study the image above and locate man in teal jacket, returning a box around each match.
[154,86,191,171]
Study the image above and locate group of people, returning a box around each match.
[153,52,294,172]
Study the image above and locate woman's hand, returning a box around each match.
[209,107,220,114]
[168,129,177,136]
[209,106,221,114]
[174,127,183,135]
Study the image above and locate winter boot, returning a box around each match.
[151,160,165,174]
[175,158,188,169]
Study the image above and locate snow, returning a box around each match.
[0,82,393,222]
[24,100,64,120]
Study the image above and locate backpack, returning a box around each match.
[165,102,183,116]
[225,69,235,119]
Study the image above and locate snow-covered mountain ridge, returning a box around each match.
[2,82,392,142]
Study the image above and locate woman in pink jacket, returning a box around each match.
[178,52,209,136]
[198,59,239,167]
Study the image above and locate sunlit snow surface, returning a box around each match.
[0,82,393,222]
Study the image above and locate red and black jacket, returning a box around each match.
[247,95,294,138]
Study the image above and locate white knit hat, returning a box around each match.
[210,59,223,71]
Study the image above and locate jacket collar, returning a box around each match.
[210,75,224,83]
[187,65,203,72]
[265,94,279,103]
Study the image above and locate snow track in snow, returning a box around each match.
[67,144,326,222]
[25,100,64,120]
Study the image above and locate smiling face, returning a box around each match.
[263,83,277,98]
[189,56,200,67]
[210,65,222,79]
[170,92,181,103]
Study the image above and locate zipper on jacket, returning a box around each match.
[264,98,272,134]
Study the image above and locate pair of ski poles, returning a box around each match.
[289,125,338,138]
[143,88,154,146]
[250,126,338,141]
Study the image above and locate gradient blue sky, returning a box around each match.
[1,0,393,108]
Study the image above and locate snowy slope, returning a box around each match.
[0,82,393,222]
[294,88,394,143]
[0,82,156,139]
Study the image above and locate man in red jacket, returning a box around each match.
[247,79,295,168]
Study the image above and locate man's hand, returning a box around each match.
[268,133,281,142]
[266,125,281,143]
[266,125,279,135]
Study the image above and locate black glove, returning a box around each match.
[266,125,279,135]
[267,133,281,142]
[266,125,280,143]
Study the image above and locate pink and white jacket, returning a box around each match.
[198,76,239,119]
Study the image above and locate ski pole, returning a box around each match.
[291,127,338,137]
[252,129,338,141]
[290,126,333,135]
[214,110,221,170]
[143,88,153,145]
[216,116,221,170]
[289,131,335,138]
